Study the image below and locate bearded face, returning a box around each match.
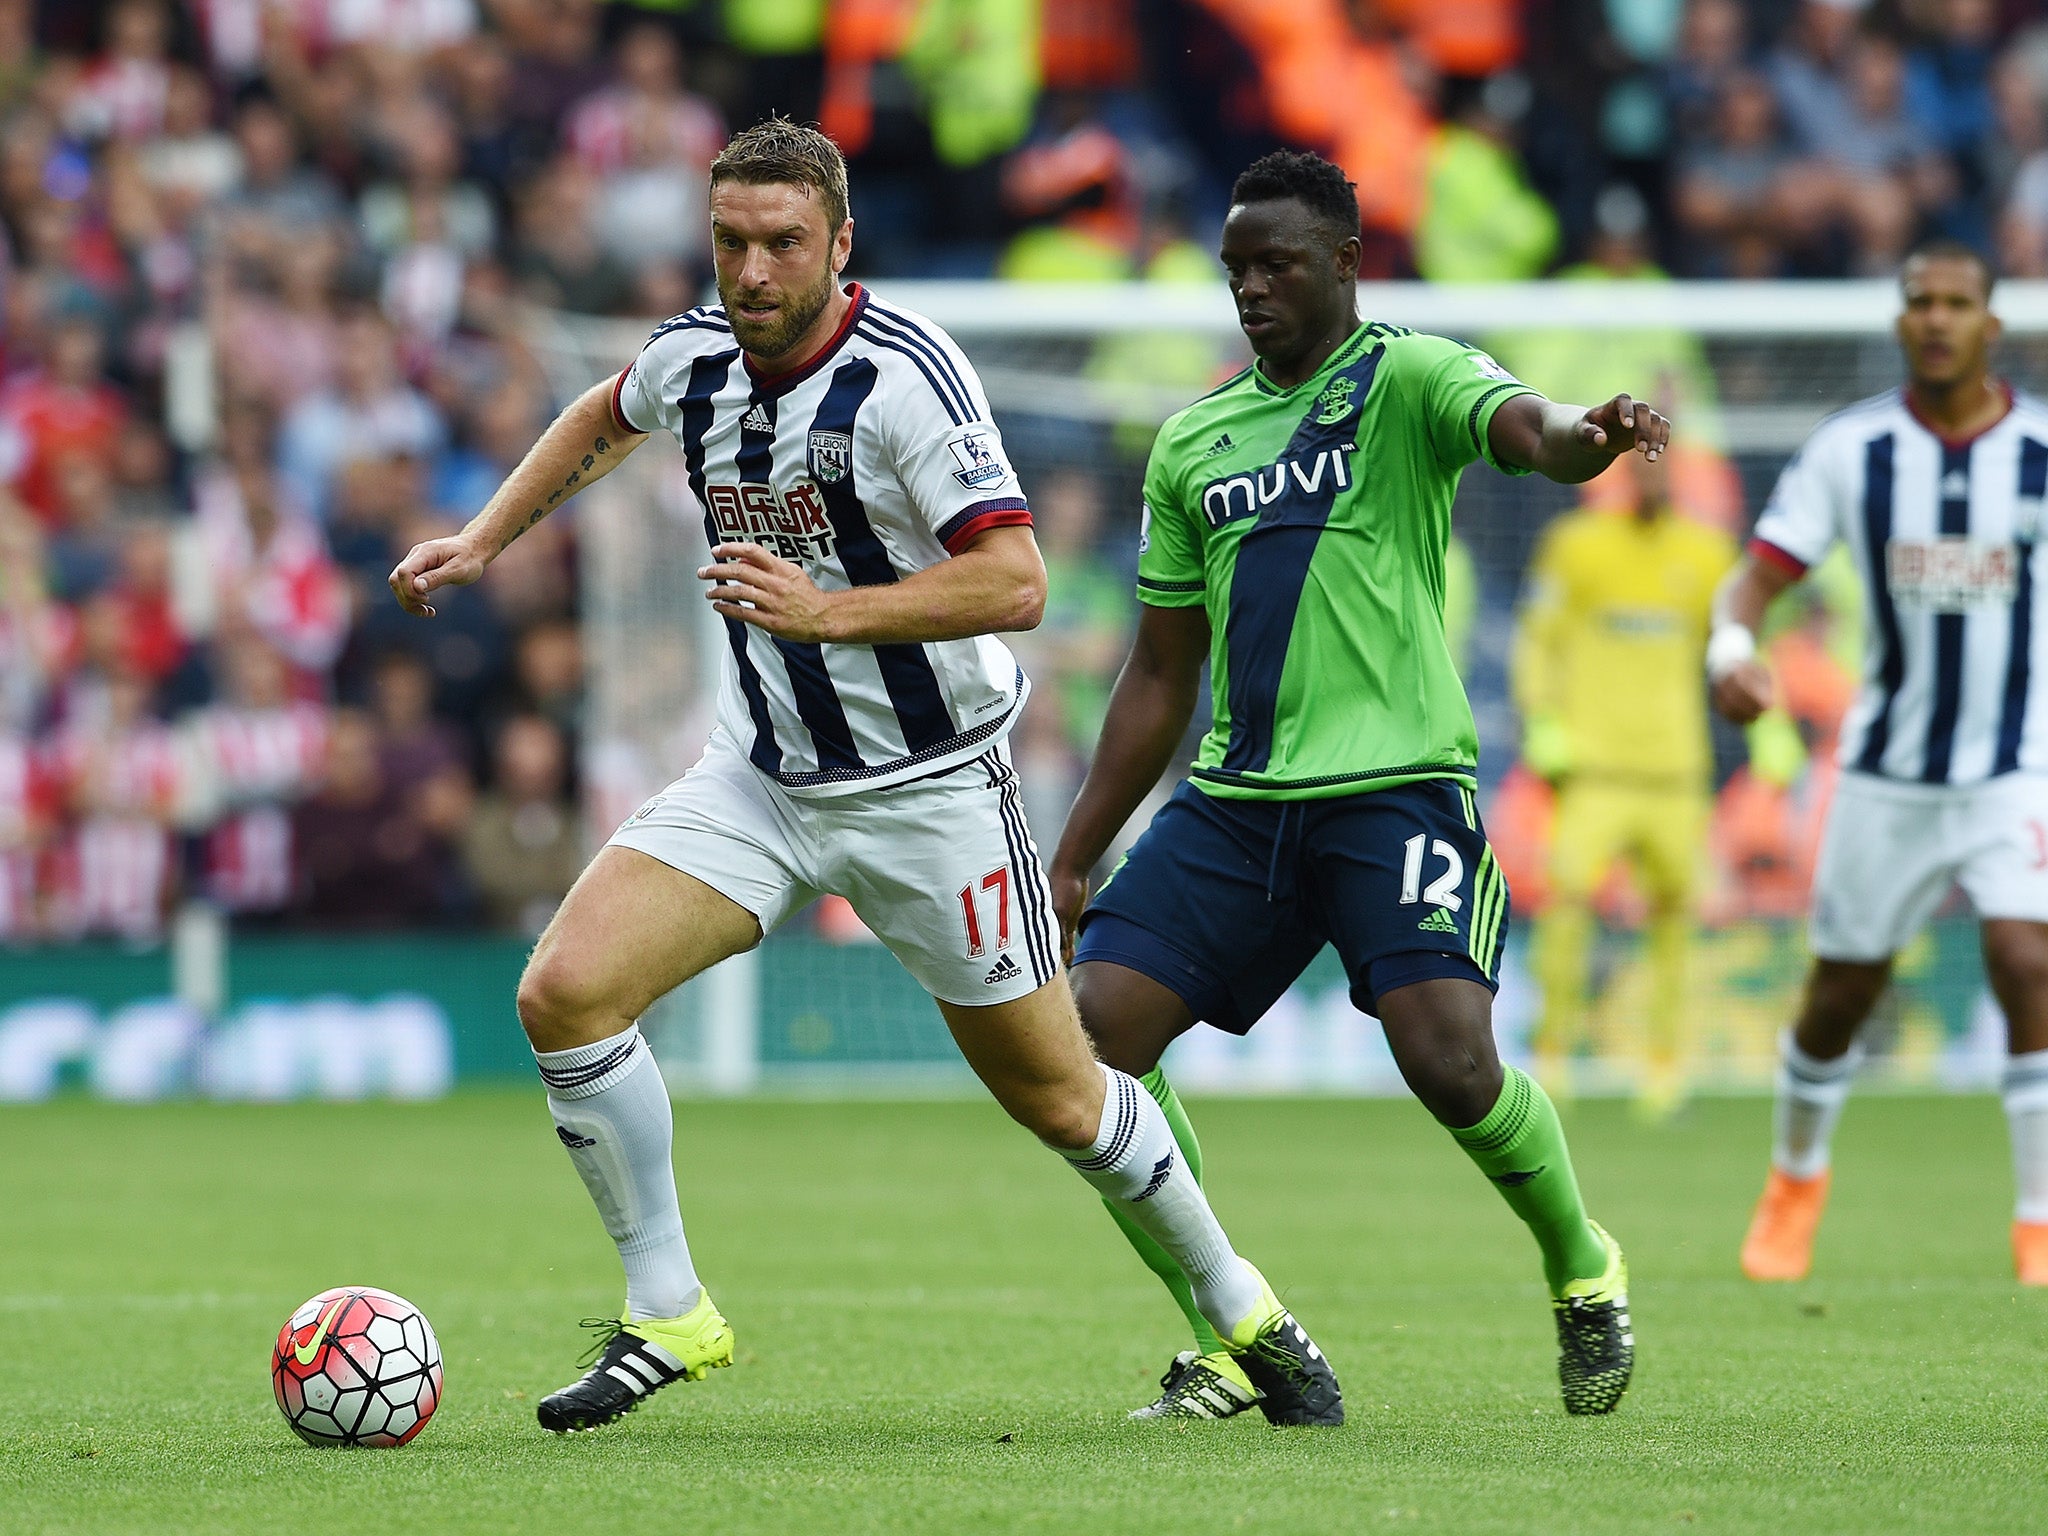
[718,247,838,361]
[709,180,850,365]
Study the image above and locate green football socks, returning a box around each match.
[1107,1064,1604,1327]
[1450,1065,1608,1295]
[1101,1067,1227,1357]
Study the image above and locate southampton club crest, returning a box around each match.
[1313,376,1358,425]
[807,430,853,484]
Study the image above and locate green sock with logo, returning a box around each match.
[1449,1066,1608,1294]
[1100,1067,1227,1357]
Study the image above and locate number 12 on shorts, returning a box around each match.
[1399,833,1464,910]
[958,867,1012,958]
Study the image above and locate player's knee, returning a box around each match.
[1388,1016,1502,1125]
[1029,1093,1100,1152]
[995,1079,1095,1150]
[1380,978,1503,1124]
[1412,1049,1504,1129]
[515,953,615,1052]
[1383,1010,1502,1126]
[994,1065,1102,1150]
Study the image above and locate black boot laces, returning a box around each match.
[1242,1323,1314,1390]
[575,1316,627,1369]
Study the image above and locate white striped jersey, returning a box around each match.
[611,284,1034,797]
[1751,386,2048,785]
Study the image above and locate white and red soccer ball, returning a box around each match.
[271,1286,442,1447]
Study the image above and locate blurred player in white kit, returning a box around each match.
[1713,241,2048,1285]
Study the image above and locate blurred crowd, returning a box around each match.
[0,0,2026,948]
[0,0,622,944]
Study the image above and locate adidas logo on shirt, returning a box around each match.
[1201,432,1235,458]
[740,402,774,434]
[1416,907,1461,935]
[983,953,1022,986]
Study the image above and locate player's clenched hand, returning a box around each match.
[700,542,838,642]
[388,535,488,618]
[1711,658,1775,725]
[1576,394,1671,462]
[1049,865,1091,968]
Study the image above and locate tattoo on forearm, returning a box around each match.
[507,434,613,544]
[504,507,547,546]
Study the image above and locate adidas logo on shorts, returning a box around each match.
[983,954,1022,986]
[1416,907,1461,935]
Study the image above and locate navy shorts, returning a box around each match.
[1074,777,1510,1032]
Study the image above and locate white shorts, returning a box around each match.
[1810,770,2048,961]
[607,728,1060,1006]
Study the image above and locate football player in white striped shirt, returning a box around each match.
[387,121,1340,1431]
[1711,241,2048,1285]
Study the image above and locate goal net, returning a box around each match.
[526,279,2048,1096]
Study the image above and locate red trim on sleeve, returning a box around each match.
[941,507,1034,555]
[608,368,641,436]
[1749,537,1808,578]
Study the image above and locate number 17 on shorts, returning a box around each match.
[958,867,1012,958]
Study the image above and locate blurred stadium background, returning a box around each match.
[3,0,2042,1104]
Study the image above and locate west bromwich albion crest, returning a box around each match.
[807,430,853,484]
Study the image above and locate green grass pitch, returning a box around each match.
[4,1090,2046,1534]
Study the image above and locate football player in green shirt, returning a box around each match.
[1049,150,1670,1422]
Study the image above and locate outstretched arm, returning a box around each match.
[1707,555,1800,724]
[1048,603,1210,961]
[388,377,645,617]
[1487,392,1672,485]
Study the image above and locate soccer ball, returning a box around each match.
[271,1286,443,1448]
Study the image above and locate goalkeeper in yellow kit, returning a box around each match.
[1513,451,1735,1115]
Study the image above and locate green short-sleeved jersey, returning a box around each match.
[1138,321,1539,800]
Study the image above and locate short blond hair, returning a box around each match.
[709,118,850,233]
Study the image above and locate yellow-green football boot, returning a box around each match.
[536,1289,734,1432]
[1554,1220,1632,1415]
[1130,1350,1263,1420]
[1220,1262,1343,1426]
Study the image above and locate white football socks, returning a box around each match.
[535,1025,702,1322]
[2003,1050,2048,1223]
[1055,1064,1263,1339]
[1772,1031,1860,1180]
